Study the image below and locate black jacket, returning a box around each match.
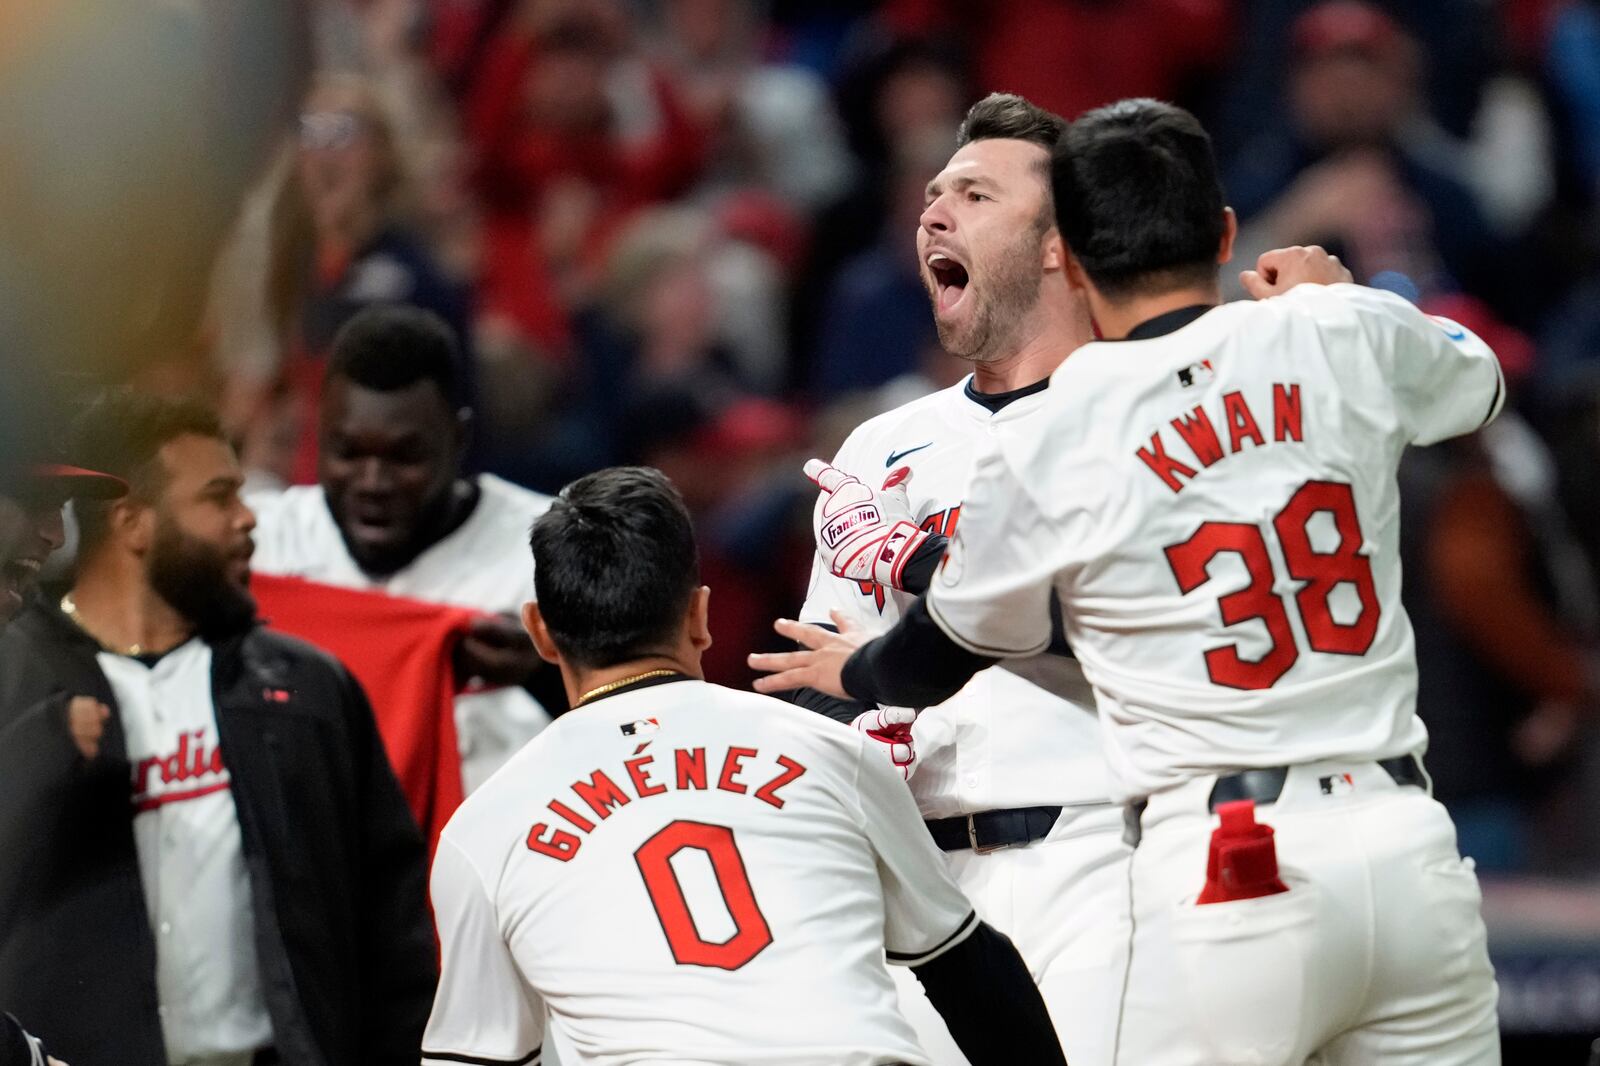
[0,598,437,1066]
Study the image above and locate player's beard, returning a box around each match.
[928,221,1049,365]
[147,513,257,641]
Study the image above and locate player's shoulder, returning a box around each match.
[837,380,972,453]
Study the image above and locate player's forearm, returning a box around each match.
[783,685,869,725]
[897,533,948,596]
[910,920,1067,1066]
[841,596,995,708]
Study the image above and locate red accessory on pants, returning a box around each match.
[1197,800,1290,904]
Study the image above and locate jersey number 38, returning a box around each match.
[1164,480,1379,690]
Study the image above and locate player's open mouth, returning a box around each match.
[927,251,970,314]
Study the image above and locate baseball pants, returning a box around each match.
[893,802,1132,1066]
[1113,759,1500,1066]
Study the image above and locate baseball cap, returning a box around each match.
[1292,1,1403,58]
[24,463,126,500]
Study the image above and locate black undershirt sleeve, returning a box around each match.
[910,921,1068,1066]
[840,595,996,709]
[898,532,948,597]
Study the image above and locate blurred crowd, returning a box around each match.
[19,0,1600,877]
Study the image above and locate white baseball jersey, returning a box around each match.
[927,285,1504,801]
[250,473,554,792]
[800,378,1108,818]
[423,676,978,1066]
[100,640,274,1063]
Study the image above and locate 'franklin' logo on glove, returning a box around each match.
[822,505,881,550]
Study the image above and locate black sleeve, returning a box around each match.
[840,595,996,709]
[340,670,439,1063]
[910,920,1067,1066]
[898,533,948,596]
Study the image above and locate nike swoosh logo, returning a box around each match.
[886,443,933,466]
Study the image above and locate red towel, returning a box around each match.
[252,573,473,853]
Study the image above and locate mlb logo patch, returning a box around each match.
[1176,360,1215,388]
[1319,772,1356,796]
[621,718,660,737]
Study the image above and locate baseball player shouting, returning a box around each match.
[753,99,1502,1065]
[788,93,1128,1066]
[423,467,1065,1066]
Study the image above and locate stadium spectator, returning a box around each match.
[464,0,708,360]
[0,390,435,1066]
[649,0,855,212]
[1224,1,1504,306]
[878,0,1233,121]
[250,305,560,791]
[219,72,472,487]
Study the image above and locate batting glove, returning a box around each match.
[853,706,918,779]
[805,459,931,591]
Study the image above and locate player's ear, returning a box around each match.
[1216,207,1238,266]
[686,585,712,653]
[522,601,563,665]
[117,498,156,556]
[1040,226,1065,274]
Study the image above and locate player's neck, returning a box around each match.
[563,653,702,709]
[971,308,1080,394]
[1091,281,1220,342]
[68,554,195,656]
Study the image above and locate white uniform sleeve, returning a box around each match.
[924,440,1056,657]
[424,836,546,1065]
[1331,283,1505,446]
[852,740,979,965]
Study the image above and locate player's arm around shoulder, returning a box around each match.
[1242,245,1505,446]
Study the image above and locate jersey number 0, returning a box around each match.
[635,820,774,970]
[1165,480,1380,690]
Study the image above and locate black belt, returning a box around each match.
[1207,754,1427,812]
[926,805,1062,853]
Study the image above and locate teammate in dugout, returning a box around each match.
[250,305,559,794]
[786,93,1128,1066]
[0,391,437,1066]
[753,98,1502,1065]
[423,466,1065,1066]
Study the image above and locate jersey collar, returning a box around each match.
[963,375,1050,415]
[1117,303,1216,342]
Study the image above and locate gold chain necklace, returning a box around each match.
[575,669,680,707]
[60,593,145,657]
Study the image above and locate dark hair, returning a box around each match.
[327,304,463,408]
[530,467,700,670]
[71,390,225,553]
[1051,98,1227,297]
[957,92,1067,153]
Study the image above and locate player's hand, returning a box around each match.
[748,610,869,699]
[455,614,541,688]
[1240,245,1353,299]
[67,696,111,761]
[805,459,930,591]
[853,706,917,779]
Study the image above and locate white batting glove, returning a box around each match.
[805,459,930,591]
[852,706,918,779]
